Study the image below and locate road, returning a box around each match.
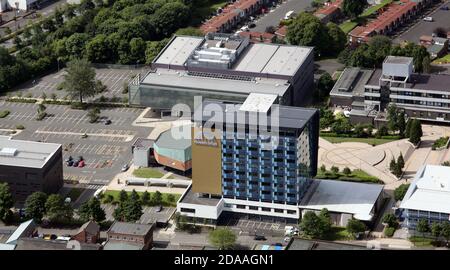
[251,0,313,33]
[394,0,450,44]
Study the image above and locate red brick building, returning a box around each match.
[71,221,100,244]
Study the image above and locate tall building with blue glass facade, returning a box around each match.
[177,99,319,224]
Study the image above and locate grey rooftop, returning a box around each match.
[108,221,153,236]
[0,136,61,169]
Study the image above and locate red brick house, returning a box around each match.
[71,221,100,244]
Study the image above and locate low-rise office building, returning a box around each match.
[0,136,63,203]
[400,165,450,229]
[330,56,450,124]
[129,33,314,113]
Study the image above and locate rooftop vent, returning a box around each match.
[0,148,17,157]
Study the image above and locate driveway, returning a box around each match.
[251,0,313,32]
[393,0,450,44]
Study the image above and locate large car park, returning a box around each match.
[0,99,150,188]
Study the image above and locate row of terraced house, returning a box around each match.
[349,0,436,45]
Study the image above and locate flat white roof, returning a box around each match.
[141,69,290,96]
[239,93,277,113]
[0,136,61,168]
[234,43,279,73]
[234,43,312,76]
[302,180,383,221]
[400,165,450,214]
[261,46,311,76]
[154,36,203,66]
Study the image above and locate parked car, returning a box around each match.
[249,23,256,28]
[67,160,74,167]
[65,156,73,163]
[254,235,266,241]
[284,10,294,20]
[78,160,85,168]
[105,119,112,125]
[156,205,163,212]
[423,16,433,22]
[240,25,249,32]
[73,161,79,167]
[121,164,129,172]
[283,237,291,243]
[440,6,449,10]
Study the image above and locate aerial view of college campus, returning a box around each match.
[1,0,450,257]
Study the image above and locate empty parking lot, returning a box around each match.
[8,67,145,101]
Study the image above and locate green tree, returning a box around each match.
[409,119,422,145]
[123,191,142,222]
[389,158,397,172]
[346,219,366,235]
[326,22,347,54]
[167,194,175,203]
[431,222,442,241]
[87,107,100,123]
[86,34,112,63]
[394,184,410,201]
[330,166,339,174]
[175,27,204,36]
[145,39,169,64]
[387,103,399,133]
[417,219,430,239]
[331,118,352,134]
[118,190,128,203]
[320,164,326,173]
[375,125,388,138]
[65,33,90,60]
[397,112,406,138]
[79,197,106,222]
[422,55,431,74]
[286,12,331,56]
[343,167,351,176]
[319,107,335,129]
[440,222,450,244]
[317,72,334,100]
[397,153,405,170]
[405,119,412,138]
[153,190,162,205]
[141,191,150,206]
[129,37,146,64]
[300,210,331,239]
[45,194,73,222]
[208,228,236,250]
[0,183,14,221]
[24,192,48,222]
[342,0,367,19]
[382,213,398,228]
[63,58,99,104]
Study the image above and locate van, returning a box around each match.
[284,11,294,20]
[423,16,433,22]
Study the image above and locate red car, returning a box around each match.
[78,160,85,168]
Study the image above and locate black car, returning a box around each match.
[249,23,256,28]
[67,160,74,167]
[65,156,73,163]
[254,235,266,241]
[440,6,449,10]
[73,161,79,167]
[105,120,112,125]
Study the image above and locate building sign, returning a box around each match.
[194,138,218,147]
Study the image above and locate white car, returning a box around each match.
[240,25,249,32]
[423,16,433,22]
[284,10,294,20]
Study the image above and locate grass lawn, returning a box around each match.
[103,190,181,207]
[67,188,84,202]
[361,0,393,17]
[0,110,10,118]
[193,0,229,22]
[320,135,398,146]
[433,54,450,64]
[132,168,165,178]
[409,236,435,247]
[316,169,381,184]
[432,136,449,150]
[339,21,358,34]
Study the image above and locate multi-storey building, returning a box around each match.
[400,165,450,229]
[177,96,319,224]
[0,136,63,204]
[330,56,450,125]
[129,33,314,114]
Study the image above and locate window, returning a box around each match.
[249,206,258,211]
[287,210,296,215]
[261,207,271,212]
[236,205,246,209]
[274,209,284,213]
[180,208,195,213]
